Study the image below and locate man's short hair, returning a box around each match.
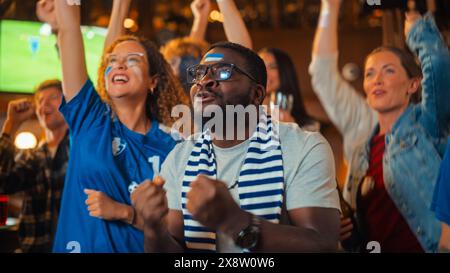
[35,79,62,93]
[208,42,267,88]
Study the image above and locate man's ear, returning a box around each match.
[252,84,266,106]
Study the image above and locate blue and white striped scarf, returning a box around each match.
[181,114,284,252]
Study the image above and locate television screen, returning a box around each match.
[0,20,106,94]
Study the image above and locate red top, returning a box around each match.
[359,134,424,253]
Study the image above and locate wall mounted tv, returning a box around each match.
[0,19,106,94]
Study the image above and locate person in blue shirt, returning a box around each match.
[432,140,450,251]
[52,0,188,253]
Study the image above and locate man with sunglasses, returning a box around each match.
[133,42,341,253]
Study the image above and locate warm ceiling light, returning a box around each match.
[373,9,383,18]
[209,10,224,23]
[14,132,37,150]
[123,18,136,29]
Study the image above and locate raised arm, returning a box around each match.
[189,0,210,42]
[312,0,340,56]
[310,0,376,160]
[104,0,132,50]
[54,0,88,102]
[0,100,41,193]
[217,0,252,49]
[406,12,450,139]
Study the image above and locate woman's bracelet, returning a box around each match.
[128,206,137,226]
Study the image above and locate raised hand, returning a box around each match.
[312,0,342,56]
[404,11,421,38]
[7,99,35,124]
[36,0,58,31]
[2,99,36,136]
[189,0,211,41]
[104,0,132,50]
[191,0,211,19]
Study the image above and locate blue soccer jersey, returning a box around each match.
[53,79,177,253]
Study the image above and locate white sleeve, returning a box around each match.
[161,146,183,211]
[309,53,377,161]
[285,133,340,211]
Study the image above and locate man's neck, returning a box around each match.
[211,125,253,148]
[206,107,264,148]
[212,138,247,149]
[46,125,68,148]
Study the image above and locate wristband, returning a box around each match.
[128,206,137,226]
[319,11,330,28]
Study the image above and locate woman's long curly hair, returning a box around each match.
[97,35,189,127]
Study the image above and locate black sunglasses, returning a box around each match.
[187,62,258,84]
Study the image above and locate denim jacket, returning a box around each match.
[310,14,450,252]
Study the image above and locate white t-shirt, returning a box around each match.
[161,122,340,252]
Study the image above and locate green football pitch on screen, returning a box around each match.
[0,20,106,93]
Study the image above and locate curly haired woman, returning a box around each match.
[52,0,188,253]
